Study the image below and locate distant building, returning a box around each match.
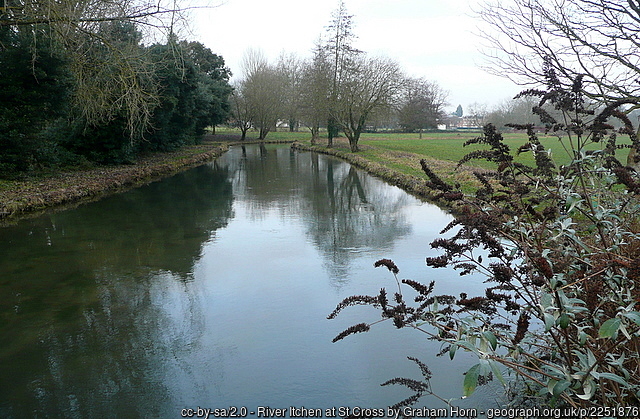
[441,115,484,130]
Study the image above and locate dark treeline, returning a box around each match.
[0,21,232,178]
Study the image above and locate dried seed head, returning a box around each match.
[332,323,370,343]
[512,313,530,345]
[374,258,399,274]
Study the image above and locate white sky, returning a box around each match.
[189,0,521,113]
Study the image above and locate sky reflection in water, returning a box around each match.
[0,144,491,417]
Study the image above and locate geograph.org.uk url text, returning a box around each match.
[179,405,640,419]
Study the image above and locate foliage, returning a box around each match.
[1,0,198,138]
[0,16,231,175]
[180,40,232,131]
[0,25,73,175]
[329,71,640,408]
[144,40,231,152]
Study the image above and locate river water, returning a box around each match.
[0,144,493,418]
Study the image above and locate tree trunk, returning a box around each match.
[327,117,339,147]
[347,118,365,152]
[310,125,319,145]
[259,126,270,140]
[347,130,361,152]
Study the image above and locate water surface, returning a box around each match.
[0,144,490,417]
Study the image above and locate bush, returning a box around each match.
[329,69,640,408]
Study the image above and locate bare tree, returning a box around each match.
[479,0,640,105]
[332,55,405,152]
[398,77,449,137]
[229,82,253,141]
[485,96,540,130]
[241,48,269,79]
[241,49,288,140]
[299,40,332,144]
[277,52,305,132]
[479,0,640,167]
[466,102,488,128]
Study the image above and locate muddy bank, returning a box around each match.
[0,143,229,223]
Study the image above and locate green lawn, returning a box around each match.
[213,127,633,191]
[358,131,632,168]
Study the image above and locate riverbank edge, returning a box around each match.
[290,141,460,211]
[0,142,232,223]
[0,137,459,224]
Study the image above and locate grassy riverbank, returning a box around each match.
[3,127,631,222]
[266,127,632,199]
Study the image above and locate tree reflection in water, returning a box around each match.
[0,144,456,416]
[221,145,413,283]
[0,164,233,417]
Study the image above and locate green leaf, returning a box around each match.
[576,379,595,400]
[456,340,481,356]
[599,372,628,387]
[489,359,506,386]
[579,330,588,346]
[482,331,498,351]
[559,313,570,329]
[599,318,621,338]
[540,292,553,309]
[479,358,491,377]
[552,379,571,396]
[463,363,480,397]
[622,311,640,327]
[566,195,582,213]
[544,313,555,331]
[449,344,457,360]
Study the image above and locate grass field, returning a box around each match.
[215,127,633,191]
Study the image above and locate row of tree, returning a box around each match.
[0,1,232,178]
[229,1,449,152]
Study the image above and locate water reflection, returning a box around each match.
[219,146,413,282]
[0,165,233,417]
[0,145,483,417]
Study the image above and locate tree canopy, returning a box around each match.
[0,6,232,176]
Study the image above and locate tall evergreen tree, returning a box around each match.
[324,0,361,146]
[0,26,73,175]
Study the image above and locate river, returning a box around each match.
[0,144,494,417]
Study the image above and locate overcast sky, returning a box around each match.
[190,0,521,113]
